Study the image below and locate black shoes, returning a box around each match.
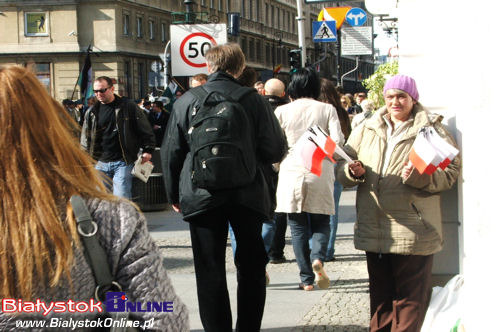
[269,256,287,264]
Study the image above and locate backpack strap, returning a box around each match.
[189,85,209,102]
[190,85,255,105]
[70,195,121,300]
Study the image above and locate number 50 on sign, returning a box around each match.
[170,24,227,76]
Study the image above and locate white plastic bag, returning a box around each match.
[421,274,464,332]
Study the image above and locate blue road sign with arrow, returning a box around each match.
[345,8,367,27]
[312,20,337,43]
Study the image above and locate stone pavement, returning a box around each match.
[146,189,370,331]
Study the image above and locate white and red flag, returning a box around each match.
[426,127,459,170]
[295,125,352,176]
[409,127,458,175]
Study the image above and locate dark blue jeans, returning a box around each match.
[288,212,330,285]
[326,179,343,259]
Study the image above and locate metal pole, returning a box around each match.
[336,28,342,86]
[340,55,359,87]
[163,40,171,90]
[296,0,306,67]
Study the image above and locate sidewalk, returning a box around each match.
[146,189,369,331]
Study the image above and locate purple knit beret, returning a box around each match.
[383,74,419,101]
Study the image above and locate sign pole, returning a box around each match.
[296,0,307,67]
[337,28,342,86]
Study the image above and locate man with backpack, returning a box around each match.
[161,43,287,332]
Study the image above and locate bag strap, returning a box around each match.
[71,195,139,332]
[70,195,121,300]
[189,85,209,103]
[190,85,255,106]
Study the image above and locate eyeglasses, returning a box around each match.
[93,87,110,94]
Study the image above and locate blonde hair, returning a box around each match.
[204,43,245,77]
[0,66,115,299]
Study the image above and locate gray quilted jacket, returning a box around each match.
[0,198,189,331]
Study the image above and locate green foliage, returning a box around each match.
[362,61,399,109]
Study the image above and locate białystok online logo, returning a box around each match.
[105,292,174,312]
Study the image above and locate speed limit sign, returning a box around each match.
[170,24,227,76]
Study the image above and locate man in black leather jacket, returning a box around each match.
[161,43,287,332]
[80,76,155,198]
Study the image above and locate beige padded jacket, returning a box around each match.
[337,104,461,255]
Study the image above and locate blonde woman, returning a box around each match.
[0,66,189,331]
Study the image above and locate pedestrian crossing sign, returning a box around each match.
[312,21,337,43]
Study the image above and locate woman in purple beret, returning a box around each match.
[336,74,461,331]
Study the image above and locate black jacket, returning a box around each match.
[263,95,289,111]
[148,110,170,147]
[161,72,287,220]
[80,95,156,164]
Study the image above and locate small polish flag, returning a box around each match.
[409,127,458,175]
[308,126,336,162]
[409,131,441,175]
[295,125,353,176]
[295,131,326,176]
[426,127,459,170]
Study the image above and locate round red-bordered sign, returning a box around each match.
[179,32,217,68]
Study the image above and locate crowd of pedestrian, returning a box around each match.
[0,42,460,332]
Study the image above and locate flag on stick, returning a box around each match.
[77,53,93,105]
[295,125,352,176]
[409,127,459,175]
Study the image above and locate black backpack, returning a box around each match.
[188,86,256,190]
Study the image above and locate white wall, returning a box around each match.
[399,0,498,329]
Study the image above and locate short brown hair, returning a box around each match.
[192,73,208,82]
[205,43,245,77]
[95,76,113,87]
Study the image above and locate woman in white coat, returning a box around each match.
[274,68,344,291]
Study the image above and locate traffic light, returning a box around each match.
[289,49,302,72]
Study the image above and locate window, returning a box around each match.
[249,0,253,21]
[249,38,255,61]
[201,0,206,6]
[210,0,214,9]
[32,63,51,93]
[241,37,247,55]
[241,0,245,19]
[219,0,223,11]
[138,63,145,98]
[265,4,269,25]
[266,43,271,66]
[256,0,260,22]
[137,17,143,38]
[226,0,230,11]
[287,11,290,32]
[161,23,167,42]
[24,12,48,36]
[148,20,154,40]
[123,13,130,35]
[256,40,262,62]
[124,61,132,97]
[278,8,281,29]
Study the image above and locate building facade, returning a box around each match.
[0,0,374,101]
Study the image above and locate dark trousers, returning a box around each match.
[366,252,434,332]
[189,205,267,332]
[269,212,287,260]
